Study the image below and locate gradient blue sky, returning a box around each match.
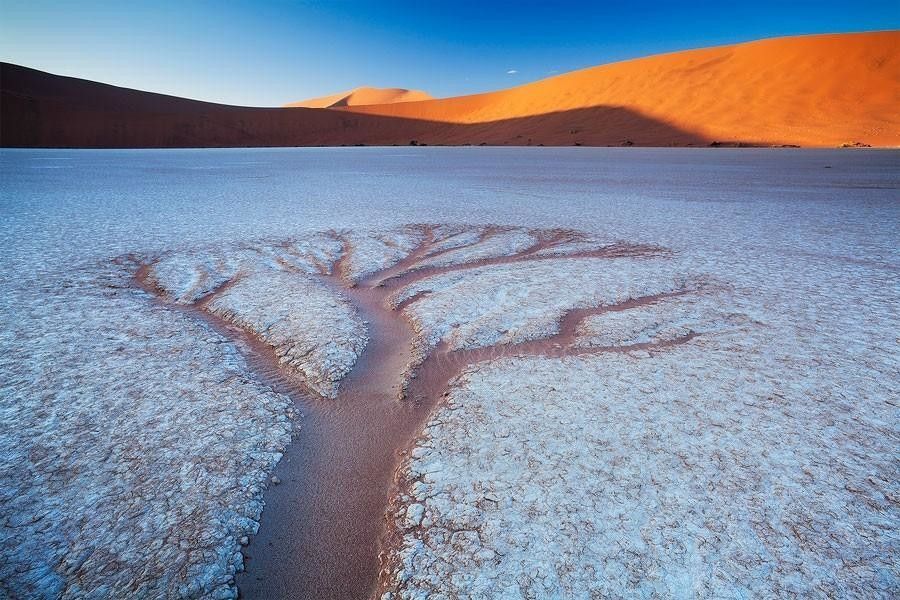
[1,1,897,106]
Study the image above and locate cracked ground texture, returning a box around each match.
[139,224,900,598]
[382,309,898,598]
[2,223,711,599]
[1,148,897,600]
[0,260,293,599]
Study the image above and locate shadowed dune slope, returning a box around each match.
[1,32,897,147]
[285,87,433,108]
[347,31,900,147]
[0,63,703,147]
[0,64,703,148]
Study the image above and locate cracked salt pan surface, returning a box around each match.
[341,228,424,282]
[147,238,370,399]
[381,253,899,598]
[149,250,246,304]
[421,226,484,255]
[284,233,345,275]
[385,336,898,598]
[530,236,619,257]
[206,271,367,399]
[1,148,898,599]
[395,258,692,351]
[0,261,292,599]
[575,285,746,347]
[409,228,536,271]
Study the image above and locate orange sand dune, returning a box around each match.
[285,87,433,108]
[2,32,897,147]
[345,31,900,147]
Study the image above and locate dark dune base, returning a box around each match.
[1,63,712,148]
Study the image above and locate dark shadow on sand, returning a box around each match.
[2,62,717,148]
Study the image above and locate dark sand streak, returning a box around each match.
[132,227,694,600]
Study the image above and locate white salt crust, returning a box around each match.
[206,270,367,399]
[0,262,293,599]
[2,148,897,600]
[385,341,898,598]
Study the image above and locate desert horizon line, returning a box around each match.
[2,29,895,109]
[2,30,898,149]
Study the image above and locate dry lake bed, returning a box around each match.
[1,148,898,599]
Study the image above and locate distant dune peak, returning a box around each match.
[342,31,900,148]
[284,86,433,108]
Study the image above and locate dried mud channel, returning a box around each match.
[135,226,693,599]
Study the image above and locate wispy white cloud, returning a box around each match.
[506,69,518,75]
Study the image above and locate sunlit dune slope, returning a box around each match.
[285,87,433,108]
[1,32,897,147]
[345,31,900,147]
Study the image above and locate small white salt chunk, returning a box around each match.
[406,503,425,527]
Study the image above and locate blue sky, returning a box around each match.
[1,1,897,106]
